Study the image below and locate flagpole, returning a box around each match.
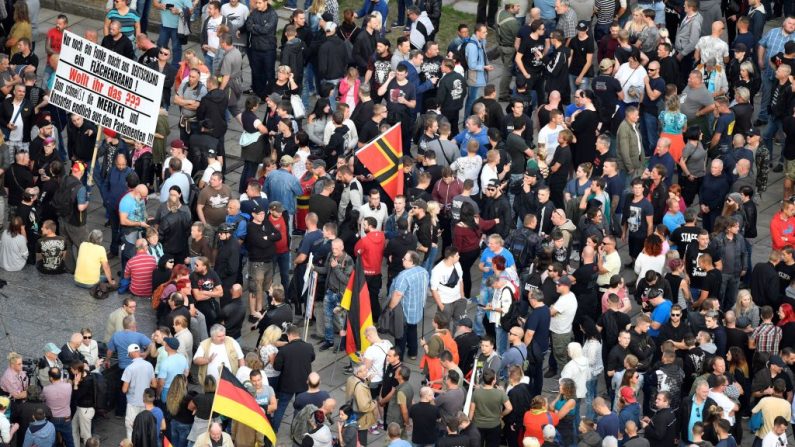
[206,367,222,435]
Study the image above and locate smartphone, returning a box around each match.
[165,3,174,8]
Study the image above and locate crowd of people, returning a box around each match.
[1,0,795,445]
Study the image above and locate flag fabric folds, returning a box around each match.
[212,367,277,445]
[355,122,404,200]
[340,256,374,362]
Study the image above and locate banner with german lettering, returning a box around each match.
[50,31,164,146]
[355,122,404,200]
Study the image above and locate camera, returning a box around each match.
[21,359,37,377]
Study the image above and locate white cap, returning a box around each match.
[127,344,141,354]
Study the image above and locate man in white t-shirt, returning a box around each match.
[548,275,578,377]
[162,139,194,178]
[201,1,226,69]
[220,0,249,50]
[192,324,245,382]
[363,326,393,389]
[430,247,467,325]
[536,108,565,164]
[707,375,739,426]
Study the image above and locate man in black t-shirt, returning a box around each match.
[593,61,623,130]
[359,103,387,147]
[696,254,723,310]
[190,257,224,331]
[365,39,394,103]
[684,230,721,297]
[515,20,546,107]
[670,210,703,258]
[567,22,595,102]
[378,65,417,152]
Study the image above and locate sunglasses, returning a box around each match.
[83,335,92,339]
[671,313,681,317]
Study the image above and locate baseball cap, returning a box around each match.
[769,355,786,368]
[44,342,61,354]
[524,166,539,177]
[127,344,141,354]
[556,276,572,286]
[217,223,235,234]
[599,58,614,71]
[103,128,117,138]
[207,148,217,158]
[164,337,180,350]
[620,386,636,403]
[321,12,333,22]
[747,128,760,137]
[456,317,473,328]
[411,199,428,211]
[576,20,588,32]
[269,201,285,213]
[170,139,185,149]
[251,204,265,215]
[733,42,748,52]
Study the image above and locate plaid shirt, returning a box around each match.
[759,28,795,77]
[557,9,578,40]
[751,322,782,354]
[391,266,430,325]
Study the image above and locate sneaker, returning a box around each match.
[343,365,354,374]
[283,5,296,10]
[368,426,380,435]
[544,369,558,378]
[774,163,784,173]
[319,341,334,351]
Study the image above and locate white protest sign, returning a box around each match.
[50,31,164,146]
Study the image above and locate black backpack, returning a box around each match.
[456,38,477,71]
[92,372,108,413]
[53,176,82,218]
[499,287,521,331]
[507,229,532,270]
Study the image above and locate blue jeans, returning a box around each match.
[395,0,414,25]
[137,0,153,33]
[52,418,75,447]
[641,111,659,157]
[568,75,591,101]
[204,54,214,71]
[594,23,611,42]
[170,420,192,447]
[302,64,317,110]
[324,290,342,344]
[248,48,277,97]
[157,27,182,70]
[763,115,784,164]
[584,377,598,420]
[274,252,290,290]
[421,245,438,275]
[496,325,508,355]
[465,86,483,117]
[758,75,774,122]
[323,78,341,111]
[473,282,490,337]
[272,391,296,432]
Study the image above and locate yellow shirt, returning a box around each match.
[752,396,792,438]
[74,242,107,285]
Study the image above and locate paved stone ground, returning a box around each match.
[1,7,787,447]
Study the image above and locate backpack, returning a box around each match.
[507,229,532,271]
[456,38,477,71]
[92,371,108,413]
[499,287,521,331]
[53,176,82,218]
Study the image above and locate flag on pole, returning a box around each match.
[340,256,374,362]
[355,122,404,200]
[164,437,172,447]
[211,367,277,445]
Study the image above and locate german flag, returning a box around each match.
[355,122,404,200]
[340,256,374,362]
[211,367,277,445]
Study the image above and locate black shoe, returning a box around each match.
[243,88,255,95]
[754,119,768,127]
[104,220,111,227]
[247,315,258,324]
[343,365,354,374]
[544,369,558,378]
[319,341,334,351]
[774,163,784,173]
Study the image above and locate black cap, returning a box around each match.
[576,21,588,32]
[251,204,265,215]
[733,42,748,52]
[747,128,760,137]
[456,317,473,328]
[217,223,235,234]
[321,12,333,22]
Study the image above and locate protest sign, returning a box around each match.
[50,31,164,146]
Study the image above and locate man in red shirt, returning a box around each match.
[124,239,157,297]
[771,199,795,251]
[354,216,386,321]
[45,15,67,78]
[267,201,291,291]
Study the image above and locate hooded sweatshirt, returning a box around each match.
[22,420,55,447]
[561,353,590,399]
[303,424,333,447]
[578,430,603,447]
[354,230,385,275]
[197,88,229,138]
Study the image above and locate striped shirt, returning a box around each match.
[595,0,616,24]
[391,266,430,325]
[125,251,157,297]
[751,322,782,354]
[106,9,140,42]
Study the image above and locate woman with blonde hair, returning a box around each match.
[308,0,329,30]
[5,1,31,56]
[259,325,284,390]
[659,94,688,162]
[624,7,647,41]
[732,289,759,332]
[273,65,300,100]
[479,149,501,194]
[418,200,441,273]
[236,352,266,384]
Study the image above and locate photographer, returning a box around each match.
[1,352,31,408]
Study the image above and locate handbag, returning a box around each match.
[291,95,306,119]
[749,411,764,433]
[117,277,131,295]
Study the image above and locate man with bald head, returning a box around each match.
[195,422,233,447]
[647,137,675,188]
[293,372,331,412]
[59,333,88,373]
[640,60,665,157]
[731,159,755,193]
